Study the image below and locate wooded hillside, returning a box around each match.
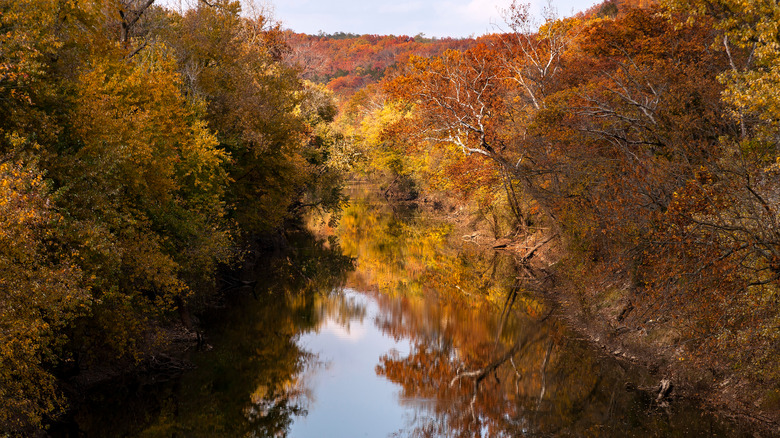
[338,0,780,412]
[285,32,474,95]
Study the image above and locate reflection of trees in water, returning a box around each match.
[315,290,369,330]
[375,286,742,437]
[337,191,545,316]
[376,292,660,438]
[341,194,738,437]
[73,229,355,437]
[339,192,549,435]
[338,195,454,297]
[375,300,558,438]
[340,189,581,436]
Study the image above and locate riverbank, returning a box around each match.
[549,270,780,434]
[413,191,780,436]
[48,184,776,436]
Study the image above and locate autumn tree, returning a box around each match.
[509,3,780,380]
[284,31,475,96]
[383,5,583,232]
[0,160,89,432]
[57,48,233,360]
[164,1,345,234]
[387,45,509,166]
[0,0,350,431]
[496,1,574,112]
[613,0,780,375]
[377,0,780,385]
[663,0,780,143]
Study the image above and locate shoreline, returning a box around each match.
[51,191,780,436]
[417,192,780,436]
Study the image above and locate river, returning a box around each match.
[52,187,751,437]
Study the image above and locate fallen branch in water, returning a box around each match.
[450,333,547,421]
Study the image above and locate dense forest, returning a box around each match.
[0,0,347,432]
[284,32,474,94]
[318,0,780,423]
[2,0,780,433]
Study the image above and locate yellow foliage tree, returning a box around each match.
[0,160,88,432]
[55,49,232,360]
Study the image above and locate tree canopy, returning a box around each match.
[351,0,780,396]
[0,0,345,432]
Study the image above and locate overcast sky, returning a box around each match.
[269,0,602,38]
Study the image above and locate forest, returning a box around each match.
[0,0,346,432]
[2,0,780,433]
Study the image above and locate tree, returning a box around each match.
[167,1,341,233]
[0,0,353,431]
[387,46,508,163]
[497,1,574,112]
[51,45,233,364]
[663,0,780,144]
[0,160,88,432]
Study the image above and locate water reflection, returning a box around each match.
[332,188,745,437]
[289,291,414,437]
[295,287,743,438]
[371,288,723,437]
[143,230,356,437]
[56,189,750,437]
[52,229,354,437]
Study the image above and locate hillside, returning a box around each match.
[285,32,475,95]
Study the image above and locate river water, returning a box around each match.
[54,188,751,437]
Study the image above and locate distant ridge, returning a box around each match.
[285,32,474,95]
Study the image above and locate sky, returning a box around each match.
[269,0,603,38]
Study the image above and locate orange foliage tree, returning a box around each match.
[375,0,780,383]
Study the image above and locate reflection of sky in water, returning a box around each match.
[289,289,419,438]
[276,284,747,438]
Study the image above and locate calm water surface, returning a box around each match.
[55,190,752,437]
[287,291,410,437]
